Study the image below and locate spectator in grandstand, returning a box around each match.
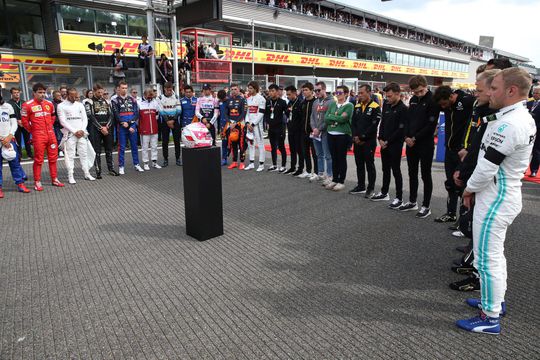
[138,87,161,171]
[285,85,304,175]
[324,85,353,191]
[527,86,540,177]
[158,82,182,167]
[350,84,380,199]
[298,82,318,178]
[111,49,127,85]
[310,81,333,182]
[57,88,95,184]
[371,82,406,207]
[138,35,153,84]
[245,81,267,171]
[265,84,288,172]
[8,87,33,159]
[157,54,173,86]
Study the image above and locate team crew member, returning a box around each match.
[158,82,182,167]
[217,89,229,165]
[111,81,144,174]
[324,85,353,191]
[138,88,162,170]
[57,88,95,184]
[310,81,333,182]
[399,75,439,218]
[372,82,407,208]
[0,92,30,197]
[350,84,381,198]
[527,86,540,177]
[8,87,32,160]
[457,68,536,335]
[223,84,247,169]
[85,83,118,179]
[21,83,64,190]
[298,82,317,178]
[245,81,266,171]
[433,86,475,223]
[195,83,219,146]
[264,84,288,172]
[285,85,304,175]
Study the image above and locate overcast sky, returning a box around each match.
[338,0,539,66]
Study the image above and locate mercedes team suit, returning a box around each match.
[246,93,267,164]
[85,96,115,176]
[21,98,59,182]
[465,101,536,318]
[158,92,182,164]
[111,95,140,168]
[195,95,218,145]
[0,101,25,188]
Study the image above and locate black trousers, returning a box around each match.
[302,132,318,174]
[268,126,287,167]
[288,129,303,170]
[328,133,351,184]
[444,149,462,215]
[89,128,114,175]
[380,144,403,199]
[15,126,32,158]
[354,138,377,191]
[160,122,181,161]
[530,138,540,173]
[227,125,245,162]
[406,141,434,207]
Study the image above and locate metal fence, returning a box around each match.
[275,75,387,93]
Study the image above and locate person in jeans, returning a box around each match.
[324,85,353,191]
[310,81,333,182]
[371,82,407,208]
[264,84,288,172]
[350,84,381,198]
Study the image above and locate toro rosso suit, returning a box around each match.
[21,98,59,182]
[465,101,536,318]
[111,95,140,167]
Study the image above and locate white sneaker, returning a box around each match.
[84,174,96,181]
[309,174,320,182]
[152,162,162,169]
[118,167,125,175]
[322,178,333,186]
[278,167,287,173]
[143,163,150,171]
[256,164,265,172]
[134,164,144,172]
[332,183,345,191]
[68,175,76,184]
[325,182,337,190]
[244,163,255,171]
[297,171,310,179]
[452,230,465,238]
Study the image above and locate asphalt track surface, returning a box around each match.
[1,143,539,359]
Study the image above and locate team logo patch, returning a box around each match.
[498,124,508,133]
[50,144,56,149]
[31,105,42,112]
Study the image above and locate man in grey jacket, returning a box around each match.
[310,81,334,183]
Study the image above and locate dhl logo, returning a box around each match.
[229,50,253,61]
[373,64,386,71]
[390,66,402,72]
[329,60,346,68]
[300,57,320,65]
[406,67,416,73]
[419,69,428,74]
[0,57,69,73]
[265,54,290,63]
[353,62,368,69]
[103,40,140,54]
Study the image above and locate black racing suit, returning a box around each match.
[84,97,114,175]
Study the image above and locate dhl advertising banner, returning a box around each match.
[0,53,70,74]
[59,33,468,79]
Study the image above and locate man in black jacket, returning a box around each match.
[265,84,288,172]
[285,85,303,175]
[399,75,440,218]
[527,86,540,177]
[372,82,407,208]
[350,84,381,198]
[297,82,317,178]
[433,86,475,223]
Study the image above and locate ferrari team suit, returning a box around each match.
[351,99,381,192]
[246,93,267,164]
[8,98,32,159]
[138,98,160,164]
[378,100,407,200]
[310,96,333,177]
[224,95,247,163]
[287,97,303,172]
[0,101,25,187]
[195,95,218,145]
[111,95,140,168]
[158,93,182,163]
[21,98,59,182]
[264,97,288,168]
[85,96,115,176]
[442,90,474,216]
[301,97,317,174]
[404,90,439,207]
[466,100,536,318]
[57,100,92,178]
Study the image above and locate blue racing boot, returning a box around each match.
[221,158,228,166]
[456,310,500,335]
[466,298,506,317]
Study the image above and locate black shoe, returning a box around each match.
[108,170,119,176]
[456,245,471,254]
[448,221,460,231]
[176,159,182,166]
[434,213,457,223]
[398,202,418,212]
[364,189,374,199]
[452,264,475,275]
[162,159,169,167]
[292,169,303,176]
[267,165,277,172]
[371,192,390,201]
[416,206,431,219]
[349,185,366,195]
[449,276,480,291]
[284,168,296,175]
[96,173,103,179]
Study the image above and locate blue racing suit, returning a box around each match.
[111,95,139,167]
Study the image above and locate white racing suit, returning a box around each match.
[246,94,266,163]
[466,101,536,318]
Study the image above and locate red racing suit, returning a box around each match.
[21,98,58,182]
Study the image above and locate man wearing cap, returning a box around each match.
[195,83,219,146]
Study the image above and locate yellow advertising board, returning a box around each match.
[0,53,70,74]
[59,32,468,79]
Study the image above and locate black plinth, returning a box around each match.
[182,146,223,241]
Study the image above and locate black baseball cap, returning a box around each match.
[202,83,212,90]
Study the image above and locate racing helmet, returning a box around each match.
[229,128,240,142]
[181,122,213,148]
[1,144,17,162]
